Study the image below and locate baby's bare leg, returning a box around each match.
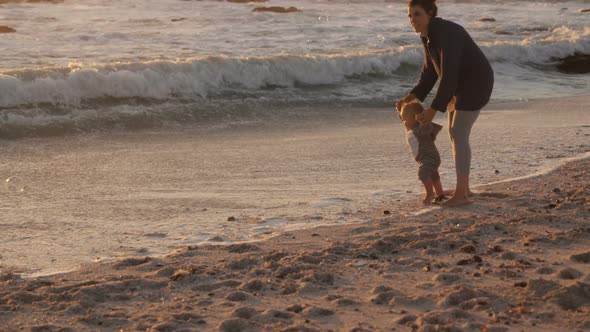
[421,178,435,205]
[432,170,443,197]
[433,179,444,197]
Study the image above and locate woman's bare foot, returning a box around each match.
[443,195,473,207]
[443,189,475,197]
[423,192,435,205]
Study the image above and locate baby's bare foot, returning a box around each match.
[423,193,435,205]
[433,195,447,203]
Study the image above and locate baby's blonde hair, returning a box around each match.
[401,101,424,120]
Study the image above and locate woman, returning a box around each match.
[396,0,494,207]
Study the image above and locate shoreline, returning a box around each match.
[16,149,590,280]
[0,94,589,278]
[1,94,589,141]
[474,151,590,187]
[1,157,589,331]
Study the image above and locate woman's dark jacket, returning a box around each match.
[410,17,494,112]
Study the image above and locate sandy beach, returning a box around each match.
[0,156,589,331]
[1,0,589,329]
[0,95,589,331]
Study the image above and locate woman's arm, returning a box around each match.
[410,46,438,102]
[430,25,464,112]
[417,107,437,125]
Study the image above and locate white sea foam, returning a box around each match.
[0,0,588,137]
[0,51,419,107]
[1,29,588,109]
[481,26,590,63]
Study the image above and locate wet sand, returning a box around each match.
[0,0,63,4]
[1,158,589,331]
[1,96,588,277]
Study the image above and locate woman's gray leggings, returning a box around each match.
[448,110,480,177]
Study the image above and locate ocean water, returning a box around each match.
[0,0,589,276]
[0,0,589,137]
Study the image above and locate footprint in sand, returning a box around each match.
[258,217,289,224]
[371,189,403,197]
[478,192,512,199]
[143,232,167,238]
[311,197,352,208]
[571,251,590,263]
[218,318,256,332]
[240,279,266,293]
[303,306,335,317]
[333,298,358,307]
[231,306,259,319]
[558,267,583,280]
[225,291,250,302]
[547,283,590,310]
[254,309,294,323]
[369,286,400,305]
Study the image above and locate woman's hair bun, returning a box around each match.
[408,0,438,17]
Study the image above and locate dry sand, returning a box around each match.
[0,157,588,331]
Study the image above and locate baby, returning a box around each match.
[399,101,445,204]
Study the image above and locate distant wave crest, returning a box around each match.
[0,50,421,108]
[1,26,588,108]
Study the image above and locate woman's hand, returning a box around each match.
[416,107,437,125]
[395,94,416,113]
